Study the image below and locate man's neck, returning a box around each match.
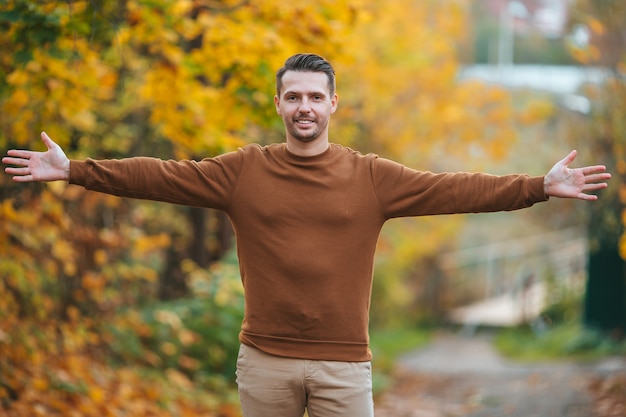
[285,137,330,157]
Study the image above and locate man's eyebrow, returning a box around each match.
[282,90,327,97]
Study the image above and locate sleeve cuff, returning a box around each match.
[68,159,88,186]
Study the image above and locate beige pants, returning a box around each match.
[235,344,374,417]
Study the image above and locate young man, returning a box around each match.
[2,53,611,417]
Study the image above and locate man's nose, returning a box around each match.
[298,99,311,112]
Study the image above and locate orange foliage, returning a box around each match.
[4,348,221,417]
[0,184,207,415]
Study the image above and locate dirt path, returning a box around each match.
[375,332,626,417]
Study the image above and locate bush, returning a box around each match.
[104,250,244,389]
[494,322,626,362]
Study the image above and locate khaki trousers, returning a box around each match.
[235,344,374,417]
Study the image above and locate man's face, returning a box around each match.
[274,70,338,144]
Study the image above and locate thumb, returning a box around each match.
[560,150,577,168]
[41,131,57,150]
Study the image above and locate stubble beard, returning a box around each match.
[289,128,318,143]
[287,117,328,143]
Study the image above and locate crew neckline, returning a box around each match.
[282,143,334,163]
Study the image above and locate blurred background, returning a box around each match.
[0,0,624,416]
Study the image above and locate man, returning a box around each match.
[2,53,611,417]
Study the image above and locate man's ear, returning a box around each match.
[330,93,338,114]
[274,95,281,114]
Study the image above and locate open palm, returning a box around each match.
[543,150,610,200]
[2,132,70,182]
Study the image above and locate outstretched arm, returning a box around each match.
[544,150,611,200]
[2,132,70,182]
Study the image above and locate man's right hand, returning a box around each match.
[2,132,70,182]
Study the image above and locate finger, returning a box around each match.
[584,173,611,183]
[11,174,34,183]
[578,193,599,201]
[5,166,30,176]
[2,156,30,166]
[581,165,608,175]
[583,182,608,191]
[5,149,34,159]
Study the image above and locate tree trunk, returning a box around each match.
[158,207,234,300]
[585,247,626,334]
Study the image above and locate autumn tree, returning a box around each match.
[566,0,626,334]
[0,0,362,414]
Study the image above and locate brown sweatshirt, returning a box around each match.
[69,143,548,362]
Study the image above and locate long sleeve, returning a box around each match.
[69,151,244,210]
[371,157,548,219]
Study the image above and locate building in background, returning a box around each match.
[471,0,576,65]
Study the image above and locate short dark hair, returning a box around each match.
[276,53,336,96]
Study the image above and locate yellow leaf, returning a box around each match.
[161,341,177,356]
[10,89,29,108]
[0,199,19,222]
[620,233,626,260]
[133,233,171,256]
[94,249,108,266]
[517,99,554,125]
[32,377,49,391]
[588,17,605,35]
[178,329,198,346]
[6,69,28,86]
[154,310,182,329]
[66,305,80,322]
[88,386,106,404]
[165,368,193,389]
[178,355,200,370]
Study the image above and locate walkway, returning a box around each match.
[375,332,626,417]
